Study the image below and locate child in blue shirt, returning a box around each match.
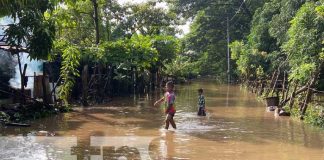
[197,88,206,116]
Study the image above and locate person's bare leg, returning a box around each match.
[165,115,170,129]
[165,120,170,129]
[170,118,176,129]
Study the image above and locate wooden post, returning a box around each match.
[21,64,27,104]
[52,80,56,103]
[281,71,286,101]
[300,84,313,120]
[271,70,280,97]
[42,64,48,104]
[97,63,104,103]
[284,80,290,101]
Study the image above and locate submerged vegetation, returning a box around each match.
[0,0,323,128]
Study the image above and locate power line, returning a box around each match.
[226,0,247,83]
[230,0,246,21]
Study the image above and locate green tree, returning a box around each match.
[112,1,179,38]
[283,2,324,84]
[269,0,307,46]
[283,1,324,120]
[230,40,267,81]
[247,0,280,54]
[1,0,55,103]
[169,0,267,80]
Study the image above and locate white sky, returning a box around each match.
[117,0,190,37]
[118,0,147,5]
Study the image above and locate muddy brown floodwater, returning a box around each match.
[0,81,323,160]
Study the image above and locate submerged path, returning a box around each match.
[0,81,323,159]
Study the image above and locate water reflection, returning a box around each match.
[158,131,175,159]
[0,136,77,160]
[0,81,323,160]
[226,84,230,107]
[90,136,155,160]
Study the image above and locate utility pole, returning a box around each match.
[226,16,230,84]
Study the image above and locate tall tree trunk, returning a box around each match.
[151,68,157,91]
[157,67,161,88]
[107,65,113,96]
[131,66,136,93]
[97,64,104,103]
[92,0,103,103]
[105,11,111,41]
[17,53,27,104]
[135,67,138,93]
[82,65,89,106]
[92,0,100,44]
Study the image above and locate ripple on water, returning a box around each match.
[174,112,218,133]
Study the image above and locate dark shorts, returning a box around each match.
[198,107,206,116]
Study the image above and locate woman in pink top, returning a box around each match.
[154,81,176,130]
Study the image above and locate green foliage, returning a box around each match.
[283,2,324,83]
[94,34,165,68]
[230,40,268,81]
[13,112,21,122]
[169,0,268,19]
[52,0,95,46]
[162,55,199,81]
[170,0,267,80]
[95,40,129,65]
[129,35,158,68]
[0,0,38,17]
[48,0,181,103]
[256,66,265,78]
[248,0,280,53]
[303,104,324,128]
[57,42,81,106]
[269,0,306,45]
[152,35,179,64]
[3,0,55,60]
[231,0,310,82]
[0,111,10,122]
[171,0,324,128]
[230,0,324,85]
[230,40,245,60]
[285,102,324,128]
[289,63,316,82]
[111,1,179,39]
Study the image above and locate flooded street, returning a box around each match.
[0,81,323,160]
